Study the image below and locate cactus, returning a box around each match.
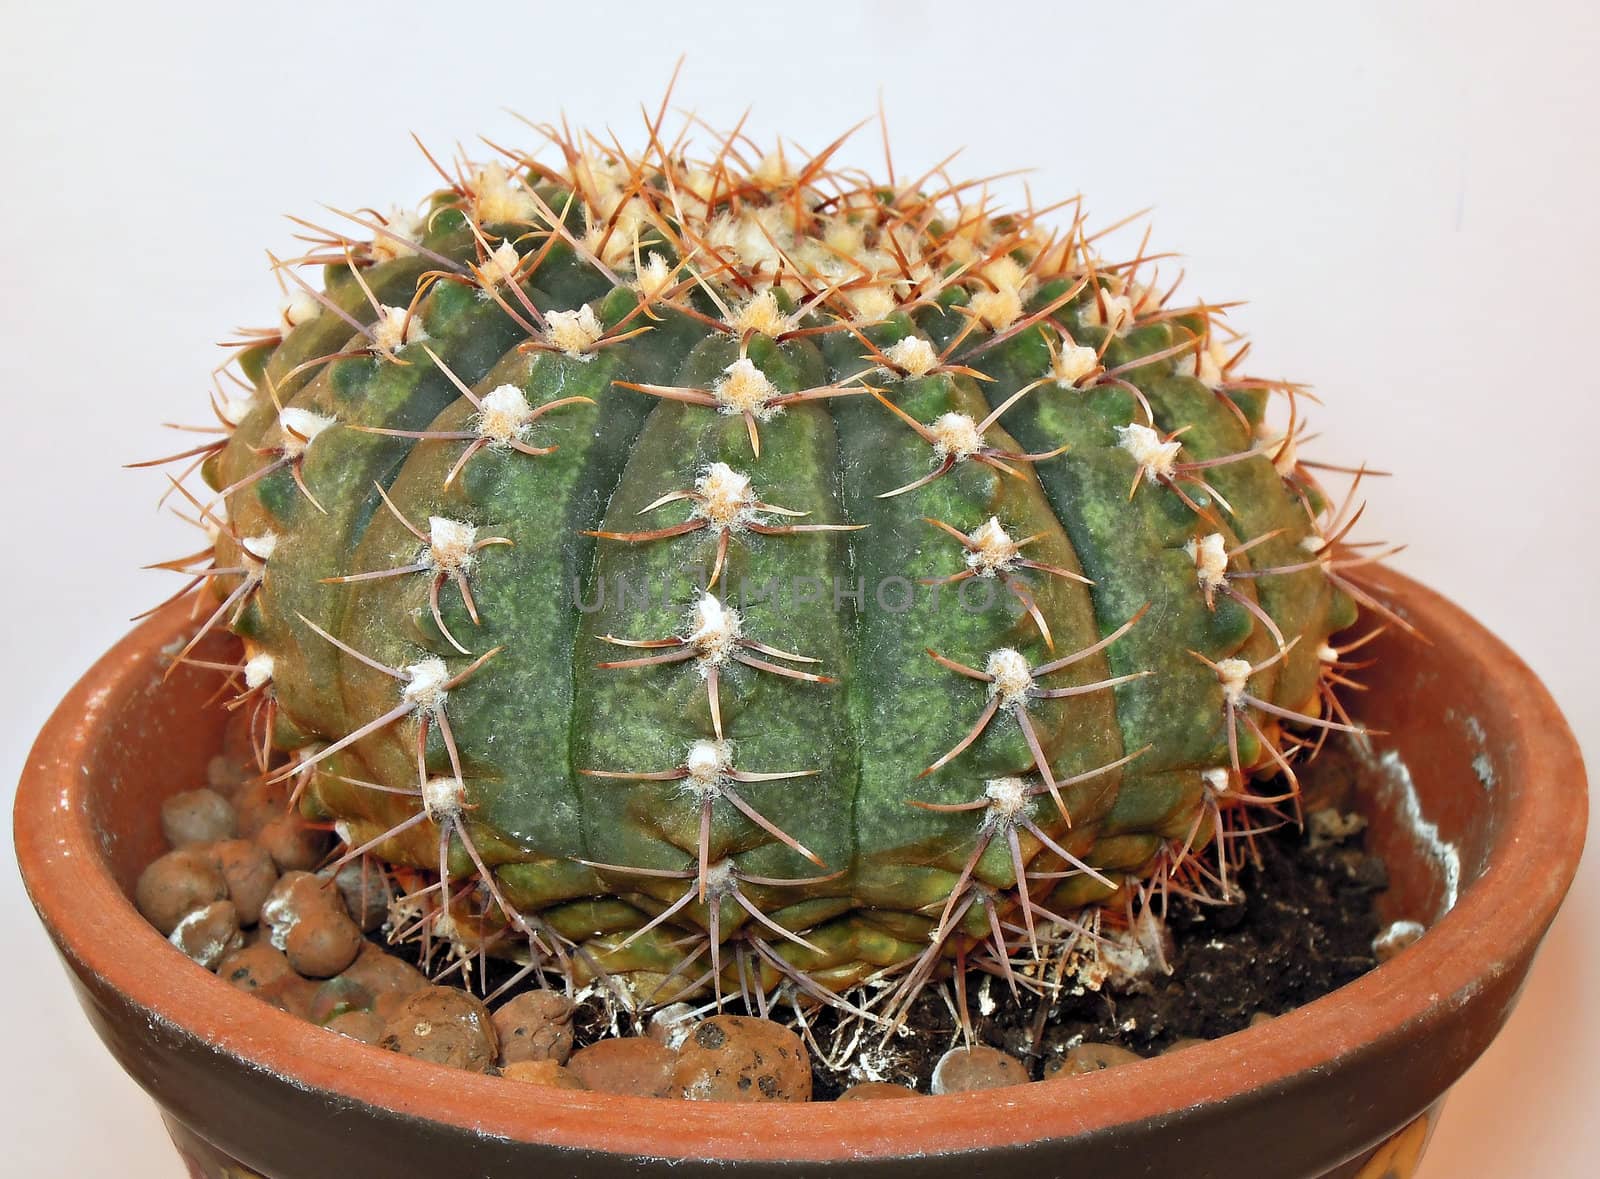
[151,100,1394,1019]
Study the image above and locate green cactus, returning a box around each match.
[159,109,1386,1015]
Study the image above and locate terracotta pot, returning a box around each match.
[14,567,1586,1179]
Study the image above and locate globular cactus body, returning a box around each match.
[183,113,1370,1009]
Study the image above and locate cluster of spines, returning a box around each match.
[136,80,1404,1030]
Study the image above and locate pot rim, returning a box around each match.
[13,566,1588,1162]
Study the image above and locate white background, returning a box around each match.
[1,1,1594,1173]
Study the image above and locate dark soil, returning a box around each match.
[808,807,1386,1098]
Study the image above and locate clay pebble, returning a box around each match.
[254,814,328,873]
[261,871,363,978]
[837,1082,920,1101]
[931,1045,1030,1094]
[261,871,344,926]
[645,1002,698,1049]
[567,1038,679,1097]
[215,942,317,1017]
[326,1010,386,1045]
[338,942,429,999]
[160,788,238,848]
[671,1015,811,1103]
[284,910,363,978]
[502,1060,587,1090]
[205,753,247,794]
[136,848,229,935]
[1044,1042,1144,1078]
[232,777,289,840]
[379,987,498,1073]
[492,991,577,1066]
[310,976,378,1024]
[322,861,390,932]
[217,944,296,994]
[203,839,278,925]
[169,900,244,969]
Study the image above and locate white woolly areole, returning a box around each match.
[421,775,467,821]
[1215,657,1252,705]
[477,240,521,287]
[244,652,275,690]
[1317,643,1339,663]
[969,286,1024,331]
[712,357,781,419]
[822,215,866,256]
[1050,343,1099,386]
[930,412,985,460]
[632,252,674,300]
[241,532,279,563]
[426,517,477,572]
[847,284,898,324]
[1128,282,1163,316]
[884,336,938,378]
[1116,423,1181,483]
[728,290,791,337]
[582,198,652,268]
[369,207,423,262]
[402,658,451,710]
[979,255,1031,295]
[278,408,336,457]
[279,290,321,336]
[965,517,1021,576]
[1176,335,1230,388]
[569,151,630,213]
[372,305,428,353]
[752,148,796,188]
[1186,532,1230,590]
[693,462,756,528]
[941,217,989,265]
[1087,290,1136,332]
[707,206,791,276]
[545,304,603,358]
[1270,431,1299,477]
[216,391,256,429]
[471,163,537,224]
[291,742,325,769]
[679,167,717,207]
[1201,767,1231,796]
[700,858,739,900]
[688,593,742,664]
[983,776,1033,827]
[684,739,732,794]
[477,384,534,442]
[986,648,1035,707]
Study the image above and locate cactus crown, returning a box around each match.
[148,91,1395,1025]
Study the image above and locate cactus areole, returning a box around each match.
[172,106,1386,1015]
